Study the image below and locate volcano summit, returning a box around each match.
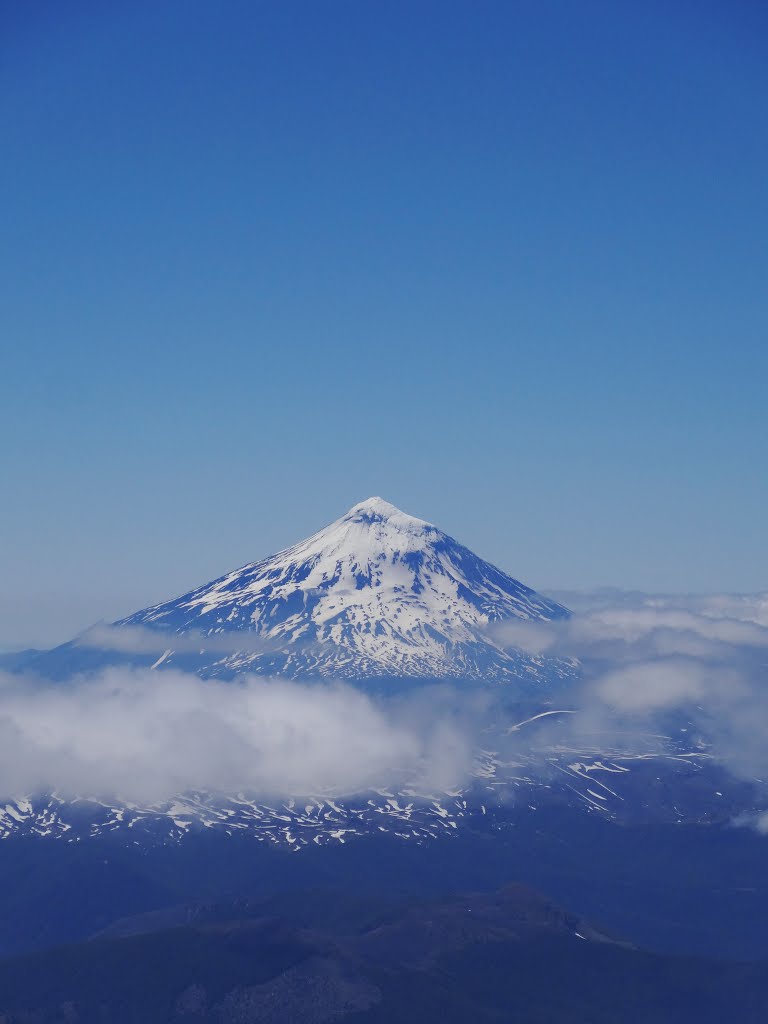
[48,497,572,683]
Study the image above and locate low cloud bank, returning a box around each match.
[546,587,768,628]
[0,670,472,803]
[3,589,767,811]
[495,590,768,786]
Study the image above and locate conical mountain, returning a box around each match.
[111,497,571,682]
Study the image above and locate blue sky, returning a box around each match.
[2,1,767,646]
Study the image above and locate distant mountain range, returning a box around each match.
[30,497,574,684]
[3,870,768,1022]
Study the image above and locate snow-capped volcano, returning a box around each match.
[10,499,759,852]
[111,497,570,682]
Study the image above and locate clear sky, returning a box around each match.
[2,1,767,648]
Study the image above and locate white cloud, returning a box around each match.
[0,669,471,803]
[735,810,768,835]
[592,659,710,712]
[77,623,291,656]
[3,588,768,819]
[493,590,768,802]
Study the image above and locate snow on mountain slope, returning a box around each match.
[0,738,751,847]
[116,497,572,682]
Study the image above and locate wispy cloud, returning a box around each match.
[494,590,768,793]
[76,623,295,656]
